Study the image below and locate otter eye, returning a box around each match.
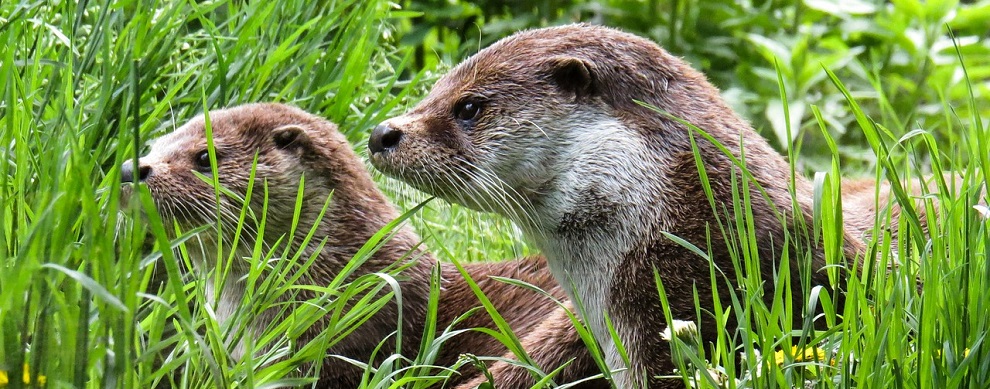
[194,150,214,171]
[454,101,482,122]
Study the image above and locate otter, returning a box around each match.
[369,24,866,388]
[119,103,605,388]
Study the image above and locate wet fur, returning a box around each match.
[371,25,866,388]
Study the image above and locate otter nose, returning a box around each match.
[368,124,403,154]
[121,160,152,183]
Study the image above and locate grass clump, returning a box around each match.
[643,43,988,388]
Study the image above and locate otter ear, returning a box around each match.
[547,56,596,98]
[272,124,311,150]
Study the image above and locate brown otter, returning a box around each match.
[120,103,605,388]
[369,24,866,388]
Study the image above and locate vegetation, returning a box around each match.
[0,0,987,388]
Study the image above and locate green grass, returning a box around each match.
[1,0,989,388]
[651,64,989,388]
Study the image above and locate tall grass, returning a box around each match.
[2,0,988,388]
[645,44,989,388]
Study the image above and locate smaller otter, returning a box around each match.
[120,103,605,388]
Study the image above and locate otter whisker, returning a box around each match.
[454,164,540,234]
[440,162,499,217]
[453,159,541,230]
[511,117,550,141]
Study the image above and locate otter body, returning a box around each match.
[370,25,863,388]
[121,103,604,388]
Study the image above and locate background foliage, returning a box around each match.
[395,0,990,171]
[0,0,988,387]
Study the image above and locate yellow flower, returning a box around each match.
[0,364,46,387]
[775,346,830,366]
[932,347,971,359]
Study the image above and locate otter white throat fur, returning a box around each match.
[120,103,606,388]
[369,24,864,388]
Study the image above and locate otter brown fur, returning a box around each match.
[842,177,939,248]
[121,103,605,388]
[369,24,866,388]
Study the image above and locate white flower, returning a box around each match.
[661,320,699,343]
[974,204,990,220]
[662,319,701,371]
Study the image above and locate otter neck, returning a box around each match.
[506,114,672,383]
[198,184,436,360]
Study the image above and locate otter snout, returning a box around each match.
[121,160,152,183]
[368,123,403,154]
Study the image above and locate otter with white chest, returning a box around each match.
[369,25,865,388]
[121,103,605,388]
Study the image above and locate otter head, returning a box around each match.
[369,24,732,231]
[121,103,352,259]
